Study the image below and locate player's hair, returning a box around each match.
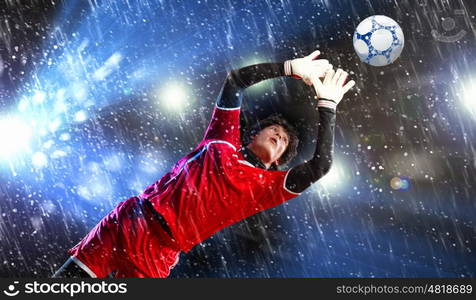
[243,114,299,166]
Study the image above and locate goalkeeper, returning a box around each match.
[53,50,355,278]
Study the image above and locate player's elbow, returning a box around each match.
[225,69,246,89]
[225,71,234,82]
[311,159,332,182]
[322,159,333,176]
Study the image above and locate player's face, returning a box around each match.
[250,125,289,166]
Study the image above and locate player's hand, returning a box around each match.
[311,68,356,110]
[284,50,331,86]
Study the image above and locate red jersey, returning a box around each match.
[140,106,300,252]
[65,62,336,278]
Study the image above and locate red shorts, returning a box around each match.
[68,197,181,278]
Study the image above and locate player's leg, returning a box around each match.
[112,197,181,278]
[52,257,91,278]
[64,200,130,278]
[58,196,180,278]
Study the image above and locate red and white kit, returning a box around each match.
[68,105,300,278]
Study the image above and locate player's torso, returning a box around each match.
[144,141,266,247]
[167,140,263,217]
[142,139,294,252]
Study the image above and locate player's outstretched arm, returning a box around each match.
[204,51,331,145]
[216,50,331,109]
[285,68,355,194]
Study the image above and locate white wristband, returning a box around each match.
[284,60,292,76]
[317,99,337,111]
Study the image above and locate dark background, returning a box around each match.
[0,0,475,277]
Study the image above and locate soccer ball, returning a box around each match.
[353,15,404,67]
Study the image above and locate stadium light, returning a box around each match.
[32,91,46,104]
[314,157,352,191]
[0,116,33,159]
[158,83,189,112]
[74,110,88,122]
[462,80,476,119]
[32,152,48,168]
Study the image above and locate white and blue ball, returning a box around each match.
[353,15,404,67]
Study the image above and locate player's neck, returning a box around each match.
[243,145,272,169]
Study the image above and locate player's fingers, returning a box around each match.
[337,71,348,86]
[306,50,321,60]
[321,63,333,77]
[313,63,332,78]
[342,80,356,94]
[332,68,343,85]
[311,75,324,91]
[323,69,334,85]
[312,60,330,76]
[311,59,329,66]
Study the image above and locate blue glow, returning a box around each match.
[32,152,48,168]
[0,116,33,159]
[1,0,474,278]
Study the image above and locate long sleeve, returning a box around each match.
[202,63,287,147]
[284,106,336,194]
[216,63,286,109]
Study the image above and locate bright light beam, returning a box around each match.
[313,157,353,194]
[158,83,190,112]
[0,116,33,159]
[461,79,476,119]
